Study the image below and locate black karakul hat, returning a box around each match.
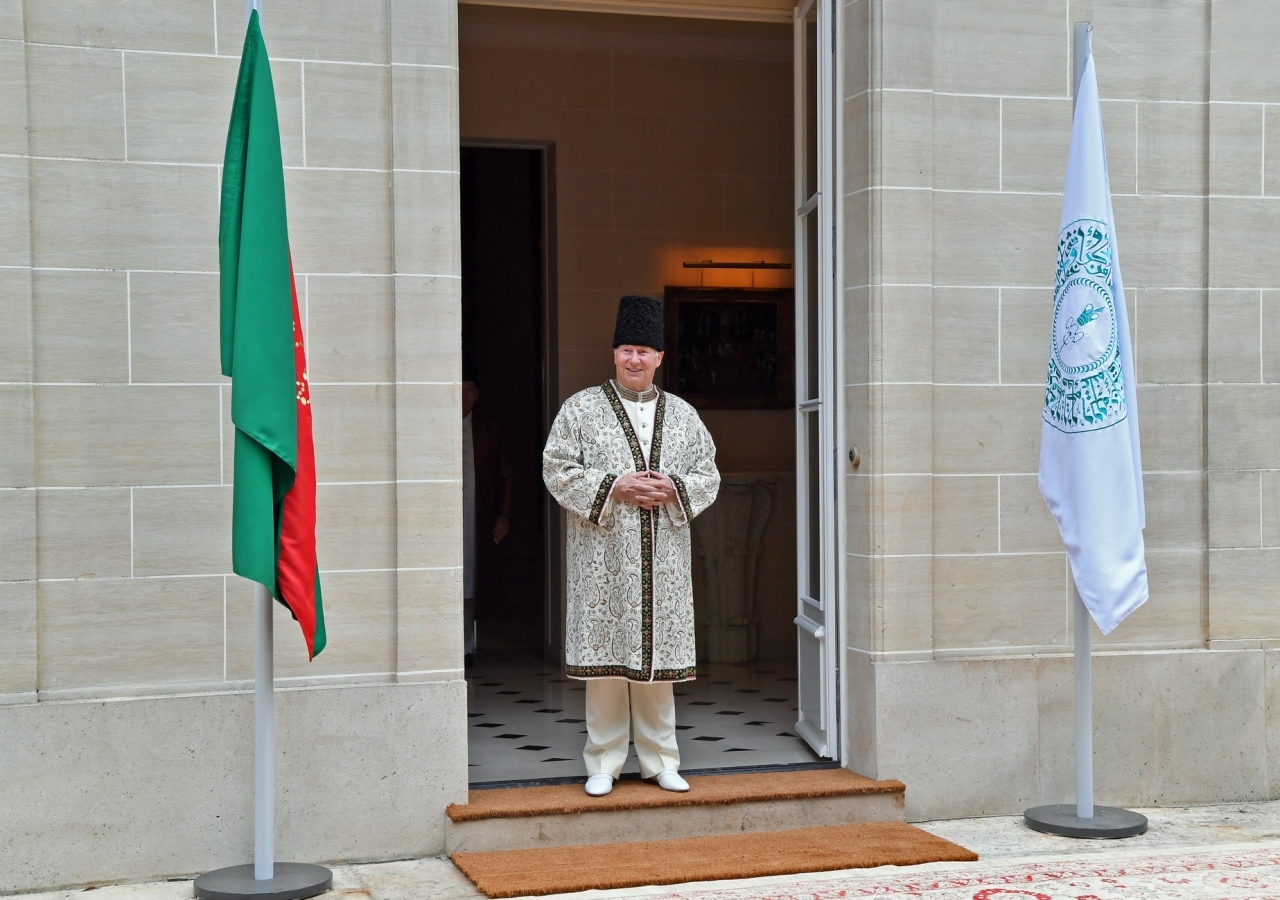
[612,295,665,351]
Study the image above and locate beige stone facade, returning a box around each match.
[845,0,1280,819]
[1,0,467,891]
[5,0,1280,891]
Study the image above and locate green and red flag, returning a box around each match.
[220,10,325,658]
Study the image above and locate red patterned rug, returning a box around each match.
[581,845,1280,899]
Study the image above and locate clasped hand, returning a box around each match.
[613,471,676,511]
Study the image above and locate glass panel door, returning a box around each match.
[793,0,837,758]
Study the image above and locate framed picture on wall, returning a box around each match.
[662,287,795,409]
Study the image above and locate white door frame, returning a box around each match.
[792,0,841,760]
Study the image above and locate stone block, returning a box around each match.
[34,385,220,487]
[31,159,218,272]
[999,473,1063,554]
[36,488,131,580]
[1207,384,1280,471]
[1137,384,1202,473]
[129,272,222,384]
[1209,548,1280,640]
[1093,548,1202,645]
[933,475,998,555]
[391,64,459,173]
[1037,649,1267,807]
[1210,102,1265,196]
[27,0,214,53]
[0,582,36,694]
[1264,290,1280,381]
[304,62,391,170]
[0,681,466,892]
[875,187,931,285]
[1209,470,1261,550]
[132,486,232,577]
[395,383,459,482]
[1208,198,1280,289]
[932,287,997,384]
[309,383,395,483]
[0,489,34,582]
[0,269,31,383]
[123,52,248,166]
[876,657,1041,819]
[933,0,1065,97]
[27,43,125,160]
[1112,194,1205,290]
[1208,0,1280,102]
[1100,100,1138,196]
[1262,470,1280,547]
[878,89,930,189]
[844,92,870,196]
[878,554,933,654]
[932,94,998,192]
[874,285,931,384]
[1138,288,1206,385]
[932,385,1043,475]
[392,0,458,67]
[0,39,26,156]
[999,287,1052,386]
[393,275,461,385]
[1266,107,1280,197]
[315,482,396,572]
[0,386,33,489]
[877,384,932,474]
[1138,100,1207,196]
[1073,0,1208,102]
[32,270,128,384]
[1000,97,1070,194]
[0,156,29,269]
[844,285,871,385]
[226,569,397,680]
[876,474,931,556]
[39,576,224,691]
[396,566,464,675]
[1141,471,1204,551]
[932,191,1059,288]
[391,170,461,278]
[306,275,395,384]
[215,0,388,64]
[395,480,463,570]
[932,553,1067,650]
[286,168,393,275]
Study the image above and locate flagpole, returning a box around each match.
[1022,22,1148,840]
[254,582,274,881]
[194,3,332,896]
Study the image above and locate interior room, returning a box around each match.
[458,4,812,784]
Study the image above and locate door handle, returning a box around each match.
[794,616,825,639]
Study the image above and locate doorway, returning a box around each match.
[459,4,830,787]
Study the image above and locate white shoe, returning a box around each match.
[584,773,614,796]
[655,770,689,792]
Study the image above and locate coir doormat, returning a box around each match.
[451,820,977,898]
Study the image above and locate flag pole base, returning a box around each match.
[1023,804,1148,839]
[193,863,332,900]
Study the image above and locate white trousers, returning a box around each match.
[583,679,681,779]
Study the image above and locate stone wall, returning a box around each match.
[844,0,1280,819]
[0,0,467,890]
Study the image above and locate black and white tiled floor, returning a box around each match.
[466,653,821,784]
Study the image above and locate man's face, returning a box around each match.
[613,345,663,391]
[462,381,479,417]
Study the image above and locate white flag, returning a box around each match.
[1038,52,1148,635]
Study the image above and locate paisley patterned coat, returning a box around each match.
[543,382,720,682]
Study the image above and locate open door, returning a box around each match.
[793,0,838,758]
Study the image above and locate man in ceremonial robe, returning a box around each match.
[543,295,720,797]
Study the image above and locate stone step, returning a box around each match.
[445,767,905,854]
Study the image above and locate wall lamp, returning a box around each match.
[682,260,792,269]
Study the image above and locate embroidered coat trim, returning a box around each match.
[543,382,720,683]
